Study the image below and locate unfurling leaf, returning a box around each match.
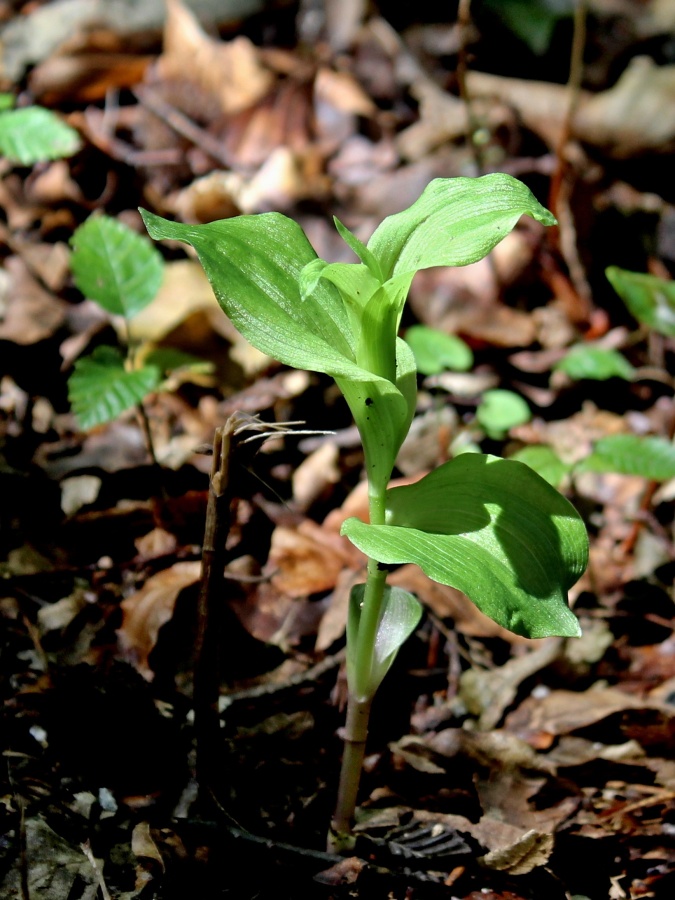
[68,346,161,429]
[342,454,587,639]
[347,584,423,699]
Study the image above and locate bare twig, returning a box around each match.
[80,841,112,900]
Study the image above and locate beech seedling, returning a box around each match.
[141,174,589,848]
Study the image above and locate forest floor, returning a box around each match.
[1,1,675,898]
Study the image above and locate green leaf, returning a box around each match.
[0,106,81,164]
[342,454,587,639]
[405,324,473,375]
[70,216,164,319]
[476,389,531,438]
[606,266,675,337]
[554,344,634,381]
[68,346,161,429]
[141,209,380,381]
[576,434,675,481]
[483,0,574,55]
[337,338,417,499]
[347,584,422,698]
[367,174,557,280]
[510,445,571,488]
[0,94,15,112]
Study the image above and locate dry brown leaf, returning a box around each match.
[118,561,202,680]
[504,687,649,747]
[292,442,341,512]
[467,58,675,157]
[157,0,273,117]
[479,828,554,875]
[0,256,67,344]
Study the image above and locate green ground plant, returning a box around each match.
[141,173,589,849]
[67,214,210,437]
[0,94,81,164]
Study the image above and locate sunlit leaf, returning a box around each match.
[405,324,473,375]
[368,174,556,280]
[141,209,375,381]
[68,346,161,429]
[510,445,571,487]
[70,216,164,319]
[342,454,586,638]
[0,106,81,164]
[576,434,675,481]
[347,584,422,699]
[476,389,531,438]
[606,266,675,338]
[554,344,634,381]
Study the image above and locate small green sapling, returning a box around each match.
[140,174,589,848]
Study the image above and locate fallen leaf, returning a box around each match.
[0,256,67,344]
[118,561,202,679]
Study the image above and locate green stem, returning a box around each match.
[329,482,388,850]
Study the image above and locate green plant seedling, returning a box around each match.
[476,388,532,439]
[404,324,473,375]
[606,266,675,338]
[510,444,572,488]
[0,93,81,164]
[67,214,209,431]
[553,344,635,382]
[576,433,675,481]
[140,173,589,848]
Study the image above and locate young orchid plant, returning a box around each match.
[141,174,589,849]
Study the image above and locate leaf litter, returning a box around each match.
[1,1,675,897]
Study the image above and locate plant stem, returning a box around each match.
[329,483,388,849]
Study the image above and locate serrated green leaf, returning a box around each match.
[554,344,634,381]
[576,434,675,481]
[342,454,586,639]
[367,174,557,280]
[606,266,675,337]
[0,106,81,164]
[347,584,422,699]
[405,324,473,375]
[510,445,571,487]
[68,346,161,429]
[476,389,531,439]
[141,208,382,382]
[70,216,164,319]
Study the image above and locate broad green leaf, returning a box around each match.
[347,584,422,699]
[367,174,557,280]
[342,454,587,639]
[510,445,571,488]
[476,389,531,438]
[0,106,81,164]
[338,338,417,499]
[141,209,382,382]
[576,434,675,481]
[68,346,161,429]
[606,266,675,337]
[405,324,473,375]
[71,216,164,319]
[554,344,634,381]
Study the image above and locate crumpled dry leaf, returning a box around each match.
[269,519,360,598]
[0,256,67,344]
[467,57,675,157]
[118,561,202,679]
[156,0,274,117]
